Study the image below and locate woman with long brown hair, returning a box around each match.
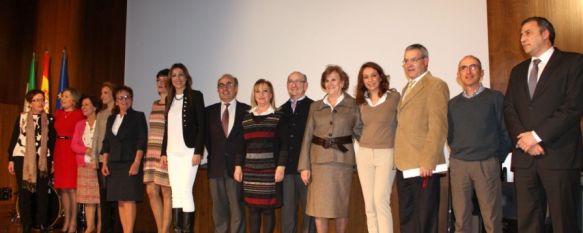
[160,63,205,233]
[93,82,121,233]
[354,62,400,233]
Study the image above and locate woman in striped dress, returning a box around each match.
[234,79,288,233]
[143,69,172,233]
[71,96,102,233]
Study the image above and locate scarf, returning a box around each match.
[23,111,49,192]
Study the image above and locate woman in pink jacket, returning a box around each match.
[71,96,102,233]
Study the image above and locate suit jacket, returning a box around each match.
[504,48,583,169]
[297,93,362,171]
[279,97,313,174]
[101,108,147,162]
[394,71,449,170]
[162,89,205,155]
[205,101,250,178]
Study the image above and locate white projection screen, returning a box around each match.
[125,0,491,114]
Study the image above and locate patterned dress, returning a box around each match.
[241,111,287,208]
[143,100,170,186]
[54,109,85,189]
[75,120,100,204]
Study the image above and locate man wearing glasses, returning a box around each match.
[448,55,511,233]
[205,74,250,233]
[279,71,315,233]
[394,43,449,233]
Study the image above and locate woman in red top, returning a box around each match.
[54,88,85,233]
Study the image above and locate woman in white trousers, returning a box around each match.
[161,63,205,233]
[354,62,401,233]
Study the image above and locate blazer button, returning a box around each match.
[290,134,294,138]
[330,121,333,125]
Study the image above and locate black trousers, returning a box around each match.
[98,162,122,233]
[14,157,50,228]
[396,170,440,233]
[515,163,581,233]
[249,207,275,233]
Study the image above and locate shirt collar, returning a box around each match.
[462,84,485,98]
[221,99,236,106]
[365,91,388,107]
[533,47,554,64]
[323,93,345,108]
[410,70,428,83]
[289,95,306,103]
[250,106,275,116]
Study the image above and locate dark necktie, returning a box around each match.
[528,59,541,98]
[222,103,230,136]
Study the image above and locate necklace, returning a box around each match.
[63,110,72,119]
[174,94,184,101]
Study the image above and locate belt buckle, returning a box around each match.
[323,139,332,149]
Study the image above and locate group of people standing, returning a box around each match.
[7,16,583,233]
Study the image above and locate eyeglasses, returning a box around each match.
[458,64,481,72]
[402,56,426,65]
[287,80,306,85]
[217,83,235,89]
[116,95,132,101]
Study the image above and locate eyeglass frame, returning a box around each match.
[116,95,133,101]
[458,64,482,72]
[401,56,427,65]
[217,82,236,89]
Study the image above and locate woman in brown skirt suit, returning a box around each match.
[297,65,362,233]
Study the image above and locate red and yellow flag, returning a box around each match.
[40,51,50,113]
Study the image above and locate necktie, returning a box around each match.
[528,59,541,98]
[403,80,416,99]
[291,100,297,113]
[222,103,230,136]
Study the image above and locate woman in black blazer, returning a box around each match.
[161,63,205,233]
[101,85,148,233]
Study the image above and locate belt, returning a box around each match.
[311,135,352,153]
[57,136,71,140]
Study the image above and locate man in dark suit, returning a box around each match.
[205,74,250,233]
[504,16,583,233]
[279,71,315,233]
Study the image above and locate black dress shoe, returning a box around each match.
[22,225,32,233]
[39,224,50,233]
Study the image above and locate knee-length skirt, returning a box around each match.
[106,162,144,202]
[305,163,353,218]
[76,166,100,204]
